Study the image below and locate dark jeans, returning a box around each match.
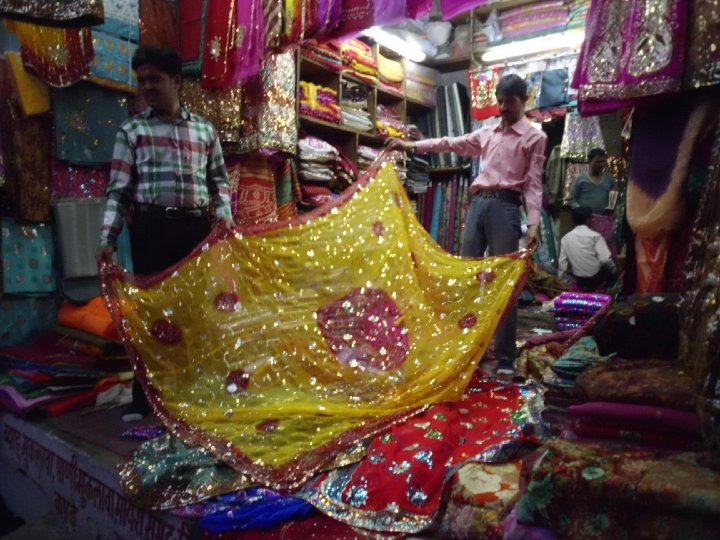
[461,195,521,369]
[129,209,212,275]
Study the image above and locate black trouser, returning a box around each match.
[575,266,615,290]
[129,207,212,275]
[126,206,212,414]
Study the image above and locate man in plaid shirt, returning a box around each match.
[96,46,235,421]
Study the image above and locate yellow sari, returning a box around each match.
[102,160,529,488]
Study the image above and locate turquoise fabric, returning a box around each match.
[1,217,57,295]
[53,82,129,166]
[0,295,61,346]
[90,30,138,91]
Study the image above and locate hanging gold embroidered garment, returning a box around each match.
[101,160,529,489]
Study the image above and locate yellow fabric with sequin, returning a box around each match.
[103,162,528,487]
[5,52,50,116]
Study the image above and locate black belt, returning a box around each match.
[134,203,208,219]
[474,188,522,205]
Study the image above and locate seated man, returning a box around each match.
[558,206,616,290]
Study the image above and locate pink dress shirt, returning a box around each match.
[414,118,548,225]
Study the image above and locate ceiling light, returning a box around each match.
[481,29,585,64]
[363,26,427,63]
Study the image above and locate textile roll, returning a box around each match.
[102,160,530,489]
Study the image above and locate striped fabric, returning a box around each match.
[100,107,231,247]
[263,0,282,48]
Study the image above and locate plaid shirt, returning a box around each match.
[100,107,232,248]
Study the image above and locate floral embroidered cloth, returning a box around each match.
[300,377,544,532]
[516,440,720,540]
[101,160,530,490]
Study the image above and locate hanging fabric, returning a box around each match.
[179,0,208,76]
[2,103,52,222]
[237,50,297,155]
[626,94,719,293]
[573,0,689,115]
[5,20,95,87]
[0,0,104,28]
[181,79,243,142]
[89,30,138,92]
[232,0,265,82]
[201,0,238,88]
[537,67,569,108]
[139,0,179,48]
[684,0,720,89]
[96,0,139,41]
[53,82,129,166]
[5,51,50,116]
[469,67,500,121]
[225,156,278,225]
[559,113,605,161]
[1,218,57,295]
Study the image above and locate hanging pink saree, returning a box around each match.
[101,159,530,489]
[573,0,689,115]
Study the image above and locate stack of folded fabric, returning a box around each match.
[514,439,720,539]
[567,360,703,450]
[498,0,569,42]
[552,291,611,331]
[406,153,430,194]
[301,39,342,71]
[357,145,380,172]
[0,296,133,416]
[375,104,406,138]
[566,0,591,30]
[340,81,373,132]
[377,52,403,94]
[333,151,358,192]
[541,336,610,413]
[405,61,438,107]
[298,135,338,185]
[340,38,378,86]
[299,81,340,124]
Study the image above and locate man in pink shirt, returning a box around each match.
[387,74,547,375]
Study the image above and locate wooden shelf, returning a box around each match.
[377,86,404,101]
[300,115,376,138]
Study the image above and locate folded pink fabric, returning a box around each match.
[569,401,701,434]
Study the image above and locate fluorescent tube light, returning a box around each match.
[481,29,585,64]
[363,26,427,63]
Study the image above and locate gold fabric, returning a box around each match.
[102,160,529,488]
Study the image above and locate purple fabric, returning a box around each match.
[406,0,432,18]
[630,101,693,198]
[503,505,558,540]
[373,0,405,27]
[317,0,342,35]
[0,384,56,414]
[233,0,265,81]
[574,0,689,114]
[568,402,702,434]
